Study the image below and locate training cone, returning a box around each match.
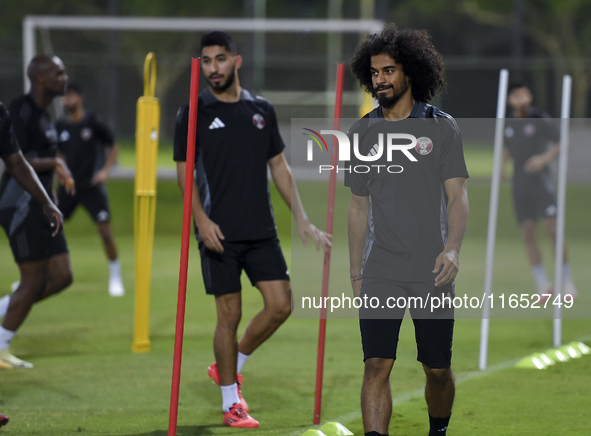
[569,341,591,355]
[533,352,555,366]
[545,348,570,363]
[559,344,583,359]
[515,354,547,369]
[320,422,354,436]
[301,430,328,436]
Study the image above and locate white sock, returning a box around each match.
[563,263,573,284]
[531,263,551,290]
[0,295,10,319]
[109,260,122,281]
[0,326,16,350]
[221,383,241,413]
[237,352,250,374]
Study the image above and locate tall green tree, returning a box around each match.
[463,0,591,117]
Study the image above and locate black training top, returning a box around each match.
[0,103,20,161]
[504,107,559,194]
[56,114,115,189]
[173,88,285,242]
[1,95,58,197]
[346,102,469,282]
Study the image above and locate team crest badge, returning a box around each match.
[81,127,93,141]
[96,210,110,222]
[252,113,265,129]
[523,123,536,137]
[415,137,433,155]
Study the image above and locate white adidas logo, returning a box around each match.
[209,117,225,130]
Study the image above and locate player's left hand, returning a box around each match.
[91,169,108,186]
[433,249,459,287]
[524,154,547,175]
[297,219,332,252]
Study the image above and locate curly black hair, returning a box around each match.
[350,24,446,103]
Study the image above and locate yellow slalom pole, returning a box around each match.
[359,92,376,117]
[132,52,160,353]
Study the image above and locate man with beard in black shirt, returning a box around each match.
[55,84,124,297]
[347,25,469,436]
[174,31,331,428]
[502,83,577,300]
[0,55,73,369]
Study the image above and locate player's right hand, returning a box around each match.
[351,279,362,299]
[43,201,63,237]
[196,217,225,253]
[524,154,547,175]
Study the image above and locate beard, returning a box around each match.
[207,68,236,92]
[63,104,77,115]
[374,78,410,109]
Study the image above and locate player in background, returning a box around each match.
[55,84,124,297]
[502,83,577,299]
[348,25,469,436]
[0,101,63,427]
[0,55,72,369]
[174,32,331,428]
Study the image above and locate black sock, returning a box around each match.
[429,414,451,435]
[365,432,388,436]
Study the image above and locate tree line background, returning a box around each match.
[1,0,590,141]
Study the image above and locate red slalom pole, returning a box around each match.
[313,62,345,425]
[168,57,200,436]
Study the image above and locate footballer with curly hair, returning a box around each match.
[347,24,469,436]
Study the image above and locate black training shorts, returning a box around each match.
[58,183,111,223]
[0,197,68,264]
[199,237,290,295]
[512,184,557,225]
[358,278,454,369]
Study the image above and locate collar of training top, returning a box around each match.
[373,101,428,120]
[200,88,255,106]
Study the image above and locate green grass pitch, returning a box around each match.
[0,177,590,435]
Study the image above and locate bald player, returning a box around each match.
[0,100,63,425]
[0,55,74,369]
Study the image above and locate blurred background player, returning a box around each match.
[0,55,72,369]
[0,101,63,424]
[174,31,331,428]
[55,84,124,297]
[503,83,577,300]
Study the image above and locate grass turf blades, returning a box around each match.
[0,179,589,435]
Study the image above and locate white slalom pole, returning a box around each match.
[479,69,509,371]
[553,75,572,348]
